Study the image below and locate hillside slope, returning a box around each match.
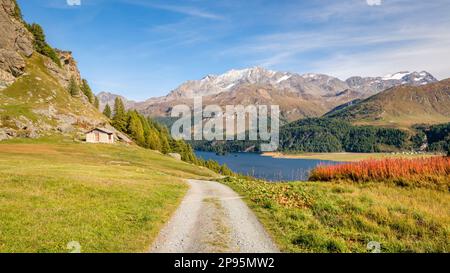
[0,139,216,252]
[0,54,108,140]
[0,0,110,141]
[326,79,450,128]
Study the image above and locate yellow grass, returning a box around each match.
[0,139,217,253]
[262,152,439,162]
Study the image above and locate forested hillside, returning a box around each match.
[108,98,233,175]
[191,115,450,154]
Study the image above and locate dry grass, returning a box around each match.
[221,177,450,253]
[0,140,216,253]
[263,152,439,162]
[309,157,450,190]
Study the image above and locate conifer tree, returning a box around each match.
[127,111,145,145]
[112,97,127,131]
[80,79,94,103]
[26,23,60,66]
[103,104,112,118]
[160,133,171,154]
[94,96,100,109]
[68,77,79,97]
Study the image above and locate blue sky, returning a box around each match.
[18,0,450,100]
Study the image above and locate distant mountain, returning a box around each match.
[325,79,450,128]
[97,92,137,112]
[131,67,437,122]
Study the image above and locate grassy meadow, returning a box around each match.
[0,138,216,253]
[220,177,450,253]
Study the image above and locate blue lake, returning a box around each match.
[195,151,340,181]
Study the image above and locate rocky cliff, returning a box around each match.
[0,0,111,141]
[0,0,34,89]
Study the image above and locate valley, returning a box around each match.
[1,0,449,255]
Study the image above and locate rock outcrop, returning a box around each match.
[0,0,34,89]
[0,0,120,142]
[44,49,82,88]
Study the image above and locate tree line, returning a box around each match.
[279,118,410,153]
[106,98,233,175]
[191,118,416,154]
[413,123,450,155]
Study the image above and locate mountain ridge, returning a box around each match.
[99,67,438,122]
[325,78,450,128]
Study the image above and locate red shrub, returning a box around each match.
[309,157,450,189]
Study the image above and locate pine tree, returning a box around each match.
[160,134,171,154]
[68,77,79,97]
[26,23,61,66]
[146,131,162,151]
[127,111,145,145]
[80,79,94,103]
[112,97,127,131]
[94,96,100,109]
[103,104,112,118]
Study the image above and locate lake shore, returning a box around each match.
[262,152,439,162]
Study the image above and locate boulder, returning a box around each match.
[168,153,182,161]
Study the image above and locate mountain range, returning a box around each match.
[326,79,450,128]
[99,67,438,123]
[1,0,449,143]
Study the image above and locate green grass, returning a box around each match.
[0,54,105,133]
[0,140,217,253]
[220,177,450,253]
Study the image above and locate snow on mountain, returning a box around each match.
[276,75,292,83]
[117,67,438,122]
[166,67,437,101]
[382,71,411,80]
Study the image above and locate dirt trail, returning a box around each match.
[150,179,279,253]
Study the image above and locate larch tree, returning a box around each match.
[112,97,127,131]
[81,79,94,104]
[68,77,79,97]
[103,104,112,118]
[94,96,100,109]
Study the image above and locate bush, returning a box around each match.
[309,157,450,190]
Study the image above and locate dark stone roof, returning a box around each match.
[86,127,114,135]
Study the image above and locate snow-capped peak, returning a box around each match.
[302,73,320,79]
[382,71,411,81]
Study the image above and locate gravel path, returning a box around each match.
[150,179,279,253]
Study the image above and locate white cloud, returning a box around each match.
[367,0,382,6]
[219,1,450,79]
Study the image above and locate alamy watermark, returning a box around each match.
[67,0,81,6]
[170,97,280,152]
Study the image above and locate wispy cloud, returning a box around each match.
[149,3,223,20]
[220,0,450,79]
[117,0,223,20]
